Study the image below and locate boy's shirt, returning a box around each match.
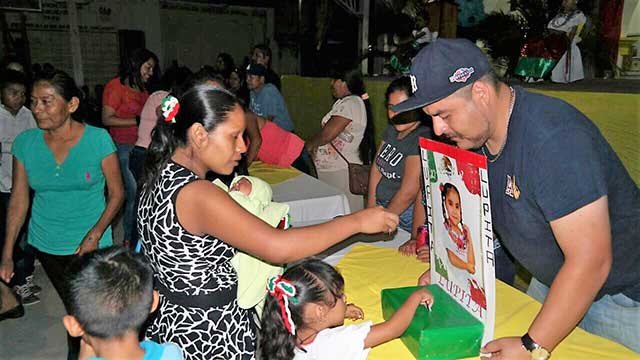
[0,104,37,192]
[88,340,183,360]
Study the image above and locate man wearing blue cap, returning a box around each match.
[246,63,295,132]
[397,39,639,357]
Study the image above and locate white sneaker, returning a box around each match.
[13,284,41,306]
[25,275,42,295]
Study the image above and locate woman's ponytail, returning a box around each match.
[142,119,176,190]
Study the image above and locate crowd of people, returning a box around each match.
[0,36,637,360]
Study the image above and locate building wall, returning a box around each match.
[483,0,510,14]
[622,0,640,37]
[3,0,279,88]
[159,1,272,71]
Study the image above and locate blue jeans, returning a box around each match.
[116,143,137,242]
[527,277,640,352]
[376,199,414,233]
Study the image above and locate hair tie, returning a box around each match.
[267,275,298,335]
[161,95,180,123]
[361,93,370,100]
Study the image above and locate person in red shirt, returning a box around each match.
[102,48,158,248]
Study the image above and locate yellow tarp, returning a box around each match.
[336,244,639,360]
[248,161,302,185]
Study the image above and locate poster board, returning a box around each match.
[420,138,496,345]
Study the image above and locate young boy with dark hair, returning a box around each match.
[0,69,39,307]
[63,246,183,360]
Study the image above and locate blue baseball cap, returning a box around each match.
[392,38,492,113]
[246,63,266,77]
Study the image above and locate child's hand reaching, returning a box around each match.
[363,286,435,348]
[345,303,364,320]
[411,287,434,310]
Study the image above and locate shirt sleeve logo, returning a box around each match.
[449,67,475,83]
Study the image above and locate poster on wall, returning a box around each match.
[421,137,496,346]
[0,0,42,12]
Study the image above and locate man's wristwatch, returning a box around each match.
[521,333,551,360]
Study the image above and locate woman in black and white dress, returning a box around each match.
[138,85,398,360]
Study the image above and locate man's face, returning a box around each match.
[246,74,264,91]
[1,83,27,114]
[423,89,491,150]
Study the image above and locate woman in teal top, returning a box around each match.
[0,70,123,360]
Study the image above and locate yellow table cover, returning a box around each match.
[336,244,639,360]
[248,161,302,185]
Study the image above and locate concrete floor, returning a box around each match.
[0,264,67,360]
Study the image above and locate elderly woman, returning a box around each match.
[0,70,123,358]
[306,68,376,212]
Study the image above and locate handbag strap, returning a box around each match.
[330,141,351,165]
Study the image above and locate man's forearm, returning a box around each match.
[528,260,609,350]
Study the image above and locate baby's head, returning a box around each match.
[230,175,272,206]
[259,259,346,358]
[230,176,253,195]
[63,246,157,342]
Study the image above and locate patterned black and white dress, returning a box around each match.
[139,161,255,360]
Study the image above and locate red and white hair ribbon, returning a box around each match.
[267,275,298,335]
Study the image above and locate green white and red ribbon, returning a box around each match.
[161,95,180,123]
[267,275,298,335]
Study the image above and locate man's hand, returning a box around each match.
[345,303,364,320]
[481,337,531,360]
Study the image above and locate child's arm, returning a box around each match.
[464,225,476,274]
[446,249,475,274]
[345,303,364,320]
[364,288,433,348]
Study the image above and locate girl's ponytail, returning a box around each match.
[258,259,345,360]
[258,293,299,360]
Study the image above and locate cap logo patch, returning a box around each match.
[410,74,418,93]
[449,67,475,83]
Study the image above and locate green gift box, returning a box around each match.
[381,285,484,360]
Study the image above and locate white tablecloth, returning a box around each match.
[321,228,411,265]
[291,218,412,266]
[271,172,351,224]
